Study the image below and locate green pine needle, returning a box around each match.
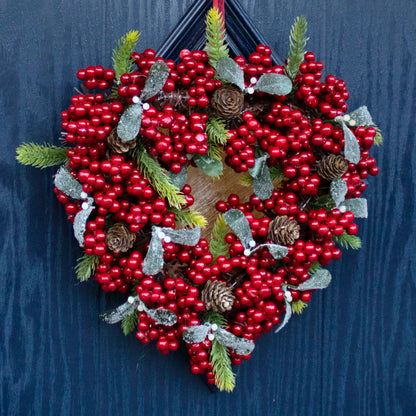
[16,142,69,169]
[206,116,229,146]
[374,126,383,146]
[285,16,309,80]
[209,214,231,261]
[205,8,229,68]
[133,145,186,209]
[121,311,139,336]
[292,300,308,314]
[206,311,235,392]
[206,115,229,161]
[74,253,99,282]
[112,30,141,84]
[308,261,321,275]
[333,231,362,250]
[170,207,207,228]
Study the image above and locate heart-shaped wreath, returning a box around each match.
[16,10,381,392]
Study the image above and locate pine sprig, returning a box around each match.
[16,142,69,169]
[285,16,308,80]
[210,214,231,261]
[74,253,99,282]
[206,116,229,146]
[333,231,362,250]
[206,311,235,392]
[308,261,321,275]
[292,300,308,314]
[170,207,207,228]
[121,311,139,336]
[374,126,383,146]
[112,30,141,84]
[205,8,229,68]
[132,145,186,209]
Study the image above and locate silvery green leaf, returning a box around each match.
[216,57,245,91]
[100,296,140,324]
[54,166,83,199]
[336,117,360,164]
[349,106,374,126]
[275,299,292,334]
[224,209,253,249]
[183,324,211,344]
[254,73,292,96]
[193,154,223,177]
[73,202,94,247]
[163,226,201,246]
[249,155,273,200]
[259,243,289,260]
[297,269,332,291]
[142,228,164,275]
[330,178,348,207]
[147,308,177,326]
[339,198,368,218]
[215,327,255,356]
[141,60,170,101]
[117,103,143,142]
[169,164,188,190]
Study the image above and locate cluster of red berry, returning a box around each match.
[53,42,379,387]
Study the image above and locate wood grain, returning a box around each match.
[1,0,416,415]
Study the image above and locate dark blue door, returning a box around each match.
[1,0,415,415]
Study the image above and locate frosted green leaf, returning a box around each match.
[340,198,368,218]
[254,73,292,96]
[193,153,223,177]
[330,178,348,207]
[349,106,374,126]
[54,166,83,199]
[117,102,143,142]
[336,116,360,164]
[169,164,188,190]
[73,199,94,247]
[275,299,292,333]
[224,209,253,249]
[249,154,273,200]
[297,269,332,291]
[141,61,170,101]
[216,57,245,91]
[142,228,164,275]
[147,308,177,326]
[183,324,211,344]
[100,297,140,324]
[215,327,255,356]
[257,243,289,260]
[163,226,201,246]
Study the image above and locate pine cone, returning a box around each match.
[317,154,348,181]
[211,86,244,119]
[268,215,300,246]
[201,280,235,313]
[106,223,136,253]
[107,128,137,154]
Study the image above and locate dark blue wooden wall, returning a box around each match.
[1,0,416,415]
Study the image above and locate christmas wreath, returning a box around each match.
[16,9,381,392]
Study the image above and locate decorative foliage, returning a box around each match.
[121,311,139,336]
[333,231,362,250]
[374,126,383,146]
[205,8,229,68]
[112,30,140,83]
[207,312,235,392]
[292,300,308,315]
[209,214,231,261]
[74,253,99,282]
[171,208,207,229]
[133,145,186,208]
[285,15,308,79]
[16,143,69,169]
[206,115,229,145]
[240,165,285,187]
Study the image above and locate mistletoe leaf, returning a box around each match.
[141,60,170,101]
[216,57,245,91]
[117,103,143,142]
[255,73,292,96]
[193,154,223,177]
